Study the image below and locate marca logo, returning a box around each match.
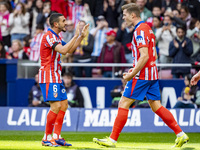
[7,109,71,126]
[83,109,141,127]
[154,109,200,126]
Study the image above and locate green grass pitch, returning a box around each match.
[0,131,199,150]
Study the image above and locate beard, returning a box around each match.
[58,25,66,32]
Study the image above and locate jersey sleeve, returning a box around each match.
[45,34,59,49]
[61,40,66,46]
[134,28,149,49]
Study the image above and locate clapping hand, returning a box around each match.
[174,40,179,48]
[182,40,186,47]
[74,22,80,37]
[81,23,90,38]
[191,72,200,85]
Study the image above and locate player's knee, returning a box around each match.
[60,100,68,111]
[51,103,61,113]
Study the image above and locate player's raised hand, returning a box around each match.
[190,72,200,85]
[80,23,89,38]
[74,22,80,37]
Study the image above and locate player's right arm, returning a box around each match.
[123,47,149,81]
[54,23,90,55]
[191,71,200,85]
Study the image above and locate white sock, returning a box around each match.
[53,133,58,139]
[177,131,184,137]
[43,134,52,141]
[109,137,117,143]
[59,135,62,139]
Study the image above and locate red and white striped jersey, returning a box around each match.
[68,0,85,26]
[132,21,158,80]
[29,32,44,61]
[39,28,64,83]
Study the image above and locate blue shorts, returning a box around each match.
[39,82,68,102]
[123,79,161,101]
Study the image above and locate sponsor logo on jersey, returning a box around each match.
[62,89,66,93]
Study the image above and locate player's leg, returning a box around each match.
[53,99,68,139]
[40,83,61,147]
[93,79,148,147]
[110,96,135,141]
[93,96,135,147]
[53,83,72,146]
[148,100,189,147]
[147,80,189,147]
[42,101,61,147]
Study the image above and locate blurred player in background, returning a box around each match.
[39,13,89,147]
[93,3,189,148]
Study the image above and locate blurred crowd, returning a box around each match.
[0,0,200,78]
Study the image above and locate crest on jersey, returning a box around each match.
[53,92,58,98]
[136,35,143,43]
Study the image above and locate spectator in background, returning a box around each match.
[145,0,162,11]
[22,35,31,59]
[9,40,28,59]
[161,0,177,14]
[146,6,162,28]
[0,1,11,48]
[80,2,95,30]
[73,20,94,77]
[173,74,198,108]
[68,0,85,27]
[0,41,6,58]
[28,73,49,107]
[116,21,134,63]
[152,16,162,33]
[29,24,44,62]
[29,0,43,36]
[61,19,75,71]
[62,20,75,43]
[179,6,192,29]
[164,9,186,27]
[117,0,136,27]
[110,77,127,108]
[182,0,200,21]
[9,2,30,43]
[169,26,193,78]
[103,0,120,29]
[49,0,68,18]
[136,0,152,21]
[90,15,111,63]
[25,0,34,12]
[97,30,126,77]
[85,0,104,24]
[186,19,200,60]
[36,0,51,27]
[156,15,176,63]
[63,72,84,107]
[152,16,162,59]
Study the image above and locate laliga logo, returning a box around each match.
[136,35,143,43]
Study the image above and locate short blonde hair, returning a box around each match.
[12,40,23,50]
[122,3,140,17]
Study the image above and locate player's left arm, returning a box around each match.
[123,47,149,81]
